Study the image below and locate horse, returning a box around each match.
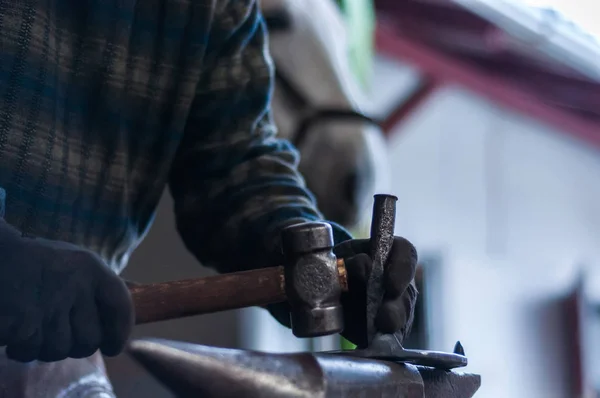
[261,0,390,229]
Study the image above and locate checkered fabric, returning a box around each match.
[0,0,351,274]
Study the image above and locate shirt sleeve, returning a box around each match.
[168,0,352,274]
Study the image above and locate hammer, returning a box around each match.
[129,194,397,339]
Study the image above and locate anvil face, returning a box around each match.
[127,338,481,398]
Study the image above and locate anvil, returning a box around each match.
[127,338,481,398]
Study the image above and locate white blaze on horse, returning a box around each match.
[261,0,389,229]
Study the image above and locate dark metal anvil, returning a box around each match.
[127,338,481,398]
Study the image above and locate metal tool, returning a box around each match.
[127,338,481,398]
[331,335,468,370]
[366,194,398,344]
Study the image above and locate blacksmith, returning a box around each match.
[0,0,417,396]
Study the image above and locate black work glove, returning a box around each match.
[333,237,418,348]
[0,219,134,363]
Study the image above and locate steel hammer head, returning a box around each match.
[281,222,344,338]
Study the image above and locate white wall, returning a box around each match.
[386,82,600,398]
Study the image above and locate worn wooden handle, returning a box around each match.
[130,259,348,325]
[131,267,286,325]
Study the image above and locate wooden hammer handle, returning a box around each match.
[130,260,348,325]
[131,267,285,325]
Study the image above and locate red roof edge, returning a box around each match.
[375,20,600,150]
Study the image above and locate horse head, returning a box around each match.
[261,0,389,228]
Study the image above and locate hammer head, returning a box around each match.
[281,222,344,337]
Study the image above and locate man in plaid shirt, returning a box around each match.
[0,0,418,396]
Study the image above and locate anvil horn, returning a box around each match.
[128,338,481,398]
[128,338,327,397]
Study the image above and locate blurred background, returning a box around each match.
[105,0,600,397]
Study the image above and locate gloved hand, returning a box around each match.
[333,236,418,348]
[267,232,418,348]
[0,219,134,363]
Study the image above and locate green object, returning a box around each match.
[341,337,357,350]
[336,0,376,89]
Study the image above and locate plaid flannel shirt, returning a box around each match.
[0,0,351,274]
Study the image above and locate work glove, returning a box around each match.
[334,236,418,348]
[0,218,134,363]
[267,233,418,348]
